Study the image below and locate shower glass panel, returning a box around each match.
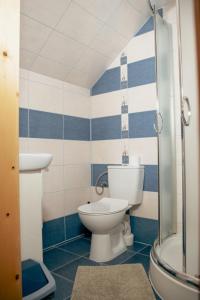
[155,12,177,243]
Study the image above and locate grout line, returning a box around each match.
[43,234,85,252]
[51,271,74,283]
[51,255,81,272]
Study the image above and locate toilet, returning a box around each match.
[78,165,144,262]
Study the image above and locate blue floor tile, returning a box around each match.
[140,245,152,256]
[43,248,79,271]
[127,241,148,253]
[104,250,136,265]
[58,238,90,256]
[54,257,99,282]
[123,253,150,273]
[44,273,73,300]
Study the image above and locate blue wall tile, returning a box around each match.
[91,164,158,192]
[91,164,109,186]
[43,217,65,249]
[129,110,157,138]
[65,213,86,240]
[130,216,158,245]
[91,115,121,140]
[91,67,120,96]
[128,57,155,88]
[64,115,90,141]
[135,17,153,36]
[29,109,63,139]
[144,165,158,192]
[135,9,163,36]
[19,108,28,137]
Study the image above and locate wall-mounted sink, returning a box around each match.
[19,153,53,171]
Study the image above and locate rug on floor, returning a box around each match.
[71,263,155,300]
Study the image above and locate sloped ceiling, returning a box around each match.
[20,0,169,88]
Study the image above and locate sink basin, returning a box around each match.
[19,153,53,171]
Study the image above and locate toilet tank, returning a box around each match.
[108,165,144,206]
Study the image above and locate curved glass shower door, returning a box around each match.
[155,12,177,243]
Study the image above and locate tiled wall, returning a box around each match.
[19,6,181,248]
[90,14,159,226]
[19,69,91,248]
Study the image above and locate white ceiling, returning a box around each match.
[20,0,153,88]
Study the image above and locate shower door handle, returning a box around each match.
[154,112,163,134]
[181,96,191,126]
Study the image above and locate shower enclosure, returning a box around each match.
[149,1,200,299]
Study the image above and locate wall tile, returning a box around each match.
[65,213,86,240]
[64,140,90,164]
[63,164,90,190]
[129,137,158,165]
[29,109,63,139]
[131,191,158,220]
[91,115,121,140]
[19,78,29,108]
[28,138,64,166]
[144,165,158,192]
[128,57,155,88]
[42,217,65,248]
[135,17,153,36]
[19,108,29,137]
[19,137,29,153]
[43,165,64,193]
[91,164,109,186]
[127,31,155,64]
[91,164,158,192]
[91,67,120,96]
[63,188,90,216]
[130,216,158,245]
[129,110,157,138]
[91,89,123,118]
[43,191,65,222]
[63,89,90,118]
[128,84,157,113]
[91,140,123,164]
[29,80,63,114]
[64,115,90,141]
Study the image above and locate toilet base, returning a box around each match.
[89,226,127,262]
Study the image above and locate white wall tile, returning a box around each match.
[129,138,158,165]
[19,138,29,153]
[128,84,157,113]
[90,187,110,203]
[91,140,123,164]
[43,191,65,221]
[63,164,90,190]
[19,78,29,108]
[28,138,64,166]
[91,89,123,118]
[130,191,158,220]
[127,31,155,64]
[63,88,90,118]
[43,165,64,193]
[29,70,63,88]
[29,80,63,114]
[64,141,90,165]
[63,188,91,216]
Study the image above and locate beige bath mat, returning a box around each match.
[71,264,155,300]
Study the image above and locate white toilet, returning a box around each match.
[78,165,144,262]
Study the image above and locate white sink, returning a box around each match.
[19,153,53,171]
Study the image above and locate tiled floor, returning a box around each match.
[44,237,160,300]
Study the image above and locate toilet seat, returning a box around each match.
[78,197,128,215]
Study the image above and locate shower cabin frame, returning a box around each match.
[148,0,200,291]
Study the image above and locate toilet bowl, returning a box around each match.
[78,165,144,262]
[78,197,128,262]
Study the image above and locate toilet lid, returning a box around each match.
[78,198,128,215]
